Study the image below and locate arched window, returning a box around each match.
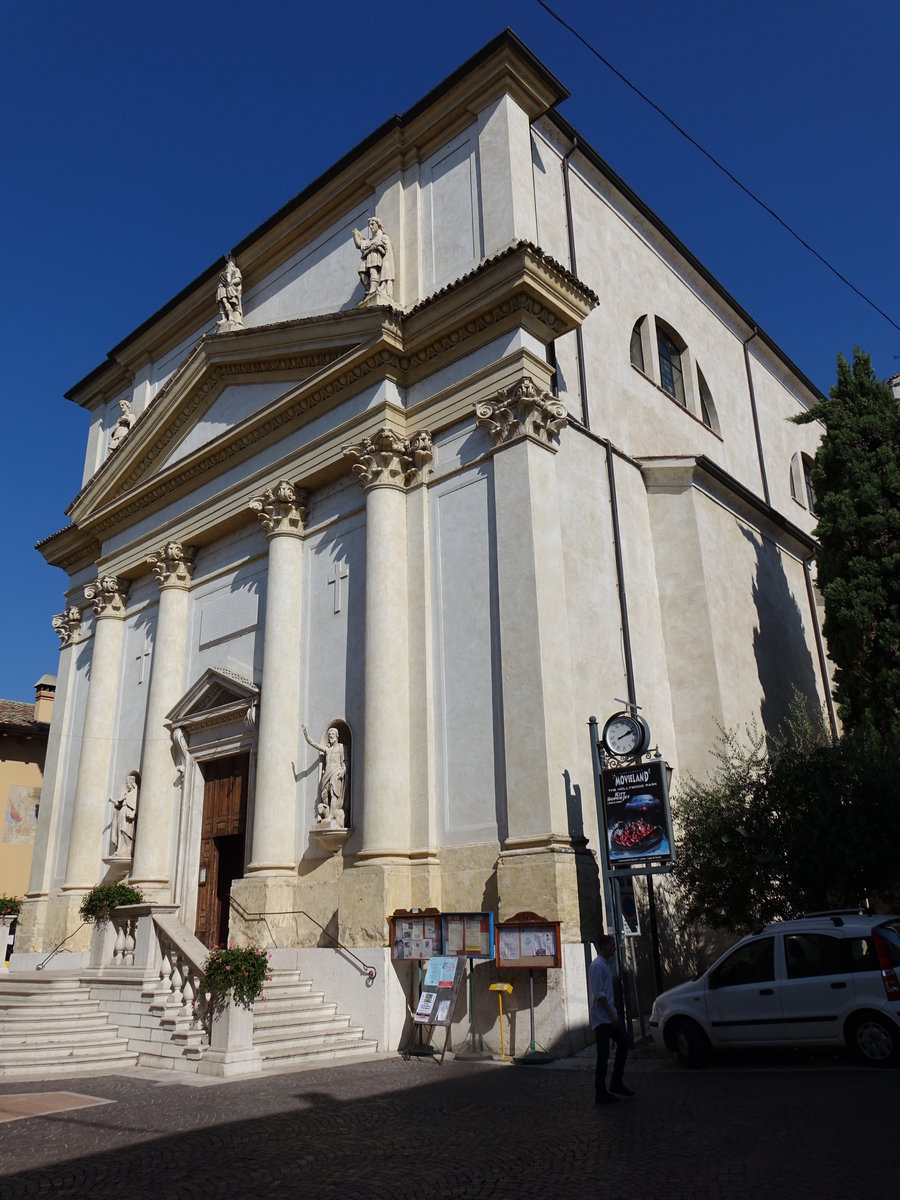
[655,320,686,405]
[790,452,816,513]
[697,366,719,433]
[630,317,646,373]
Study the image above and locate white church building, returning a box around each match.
[13,31,828,1060]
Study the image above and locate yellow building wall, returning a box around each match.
[0,738,45,899]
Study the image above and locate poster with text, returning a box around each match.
[600,759,674,868]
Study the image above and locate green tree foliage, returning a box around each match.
[673,706,900,932]
[794,348,900,740]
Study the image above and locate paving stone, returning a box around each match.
[0,1047,893,1198]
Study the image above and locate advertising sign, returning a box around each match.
[600,759,674,868]
[414,955,467,1025]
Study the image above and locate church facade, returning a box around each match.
[15,32,828,1053]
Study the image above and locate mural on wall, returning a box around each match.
[4,786,40,844]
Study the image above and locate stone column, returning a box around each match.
[246,481,307,875]
[62,576,129,892]
[129,542,195,898]
[339,429,432,943]
[475,379,581,930]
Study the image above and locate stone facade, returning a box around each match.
[18,33,827,1054]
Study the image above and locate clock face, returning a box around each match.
[602,713,649,758]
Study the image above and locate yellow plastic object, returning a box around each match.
[489,982,513,1058]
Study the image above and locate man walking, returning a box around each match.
[589,935,633,1104]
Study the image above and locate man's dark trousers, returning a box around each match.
[594,1023,627,1097]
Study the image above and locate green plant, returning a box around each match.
[0,896,22,918]
[202,944,270,1013]
[79,883,145,924]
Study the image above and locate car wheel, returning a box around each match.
[671,1019,706,1068]
[848,1013,899,1066]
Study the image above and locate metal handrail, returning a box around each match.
[35,920,88,971]
[229,898,377,985]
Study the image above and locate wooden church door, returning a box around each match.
[195,754,249,949]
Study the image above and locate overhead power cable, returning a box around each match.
[536,0,900,336]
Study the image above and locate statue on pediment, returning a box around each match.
[110,770,140,858]
[353,217,394,302]
[303,724,347,827]
[108,399,136,453]
[216,255,244,329]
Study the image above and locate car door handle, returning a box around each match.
[830,982,847,990]
[759,988,774,995]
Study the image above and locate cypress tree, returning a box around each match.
[794,349,900,741]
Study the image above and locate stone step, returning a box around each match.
[253,1000,338,1024]
[255,993,328,1012]
[0,1021,115,1044]
[252,1015,352,1042]
[257,982,314,1000]
[257,1038,379,1067]
[255,1026,369,1053]
[0,1051,139,1079]
[0,1038,137,1067]
[0,1000,101,1019]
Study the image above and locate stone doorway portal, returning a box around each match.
[195,754,249,949]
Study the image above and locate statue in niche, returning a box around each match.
[216,255,244,328]
[108,399,136,453]
[353,217,394,302]
[302,725,347,826]
[110,770,140,857]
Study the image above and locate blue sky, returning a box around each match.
[1,1,897,702]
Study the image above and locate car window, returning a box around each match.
[784,933,849,978]
[709,936,775,988]
[848,936,877,973]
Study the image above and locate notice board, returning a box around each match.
[390,910,443,961]
[441,911,495,959]
[412,955,467,1026]
[495,914,562,970]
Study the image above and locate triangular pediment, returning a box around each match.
[167,667,259,732]
[67,307,394,530]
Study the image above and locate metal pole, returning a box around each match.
[646,875,664,995]
[588,717,615,932]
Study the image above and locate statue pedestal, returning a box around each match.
[101,855,132,883]
[309,822,351,855]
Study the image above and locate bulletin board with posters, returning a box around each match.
[441,911,495,959]
[412,955,467,1026]
[390,910,443,961]
[495,912,562,970]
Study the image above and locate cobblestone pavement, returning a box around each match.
[0,1046,893,1199]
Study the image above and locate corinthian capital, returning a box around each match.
[84,575,129,618]
[250,480,309,536]
[345,427,433,491]
[51,605,82,647]
[149,541,196,589]
[475,377,567,452]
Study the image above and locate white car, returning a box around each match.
[650,911,900,1067]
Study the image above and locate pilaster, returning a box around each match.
[476,381,582,933]
[339,428,433,943]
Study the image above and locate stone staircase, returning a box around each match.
[0,967,378,1078]
[0,974,138,1078]
[252,970,379,1069]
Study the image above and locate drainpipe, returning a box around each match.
[743,329,771,506]
[803,556,839,739]
[561,137,590,430]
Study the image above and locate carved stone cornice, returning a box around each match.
[345,428,433,491]
[250,481,309,536]
[475,376,567,452]
[84,575,129,619]
[148,541,196,589]
[51,605,82,648]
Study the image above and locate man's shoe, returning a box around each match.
[609,1082,634,1096]
[595,1093,619,1104]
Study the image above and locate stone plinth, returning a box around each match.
[199,999,262,1077]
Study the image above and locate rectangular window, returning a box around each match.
[657,331,685,405]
